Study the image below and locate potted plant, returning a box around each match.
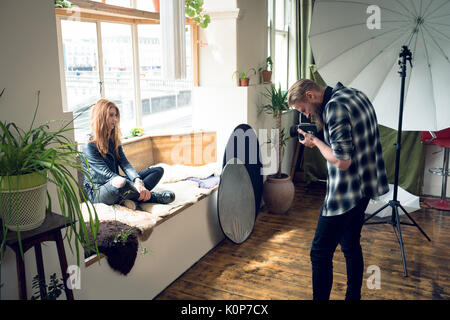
[31,273,65,300]
[185,0,211,28]
[259,56,273,83]
[123,127,144,139]
[0,89,99,264]
[232,68,257,87]
[259,84,295,214]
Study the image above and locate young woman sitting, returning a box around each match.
[81,99,175,206]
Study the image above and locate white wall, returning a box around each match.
[199,0,269,87]
[0,0,80,300]
[199,1,239,87]
[192,84,296,178]
[196,0,297,178]
[236,0,267,84]
[246,85,297,177]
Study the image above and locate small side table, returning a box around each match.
[1,211,75,300]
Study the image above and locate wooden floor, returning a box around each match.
[156,181,450,300]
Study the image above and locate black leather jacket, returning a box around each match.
[81,138,140,200]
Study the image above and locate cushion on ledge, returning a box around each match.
[186,175,220,189]
[150,162,221,186]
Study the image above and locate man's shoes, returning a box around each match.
[148,191,175,204]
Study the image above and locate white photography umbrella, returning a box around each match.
[365,184,421,218]
[310,0,450,132]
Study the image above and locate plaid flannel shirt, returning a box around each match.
[321,82,389,216]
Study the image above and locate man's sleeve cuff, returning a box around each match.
[331,142,353,160]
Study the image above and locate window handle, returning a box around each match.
[99,81,103,95]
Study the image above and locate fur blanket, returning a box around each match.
[81,180,217,241]
[85,221,139,276]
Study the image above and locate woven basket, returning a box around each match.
[0,171,47,231]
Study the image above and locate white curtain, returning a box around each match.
[160,0,186,80]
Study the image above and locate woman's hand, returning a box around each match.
[134,180,151,201]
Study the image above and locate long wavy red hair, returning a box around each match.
[89,99,122,158]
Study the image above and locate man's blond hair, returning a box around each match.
[287,79,323,106]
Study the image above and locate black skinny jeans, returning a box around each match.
[92,166,164,205]
[310,197,370,300]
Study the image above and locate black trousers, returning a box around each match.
[310,197,370,300]
[93,166,164,205]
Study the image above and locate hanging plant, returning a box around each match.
[185,0,210,28]
[54,0,72,9]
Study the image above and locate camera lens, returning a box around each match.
[289,125,299,138]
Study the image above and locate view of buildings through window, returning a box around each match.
[59,10,193,142]
[61,1,288,142]
[268,0,290,91]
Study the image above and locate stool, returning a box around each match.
[421,128,450,211]
[1,211,75,300]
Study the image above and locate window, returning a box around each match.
[268,0,291,91]
[101,22,136,135]
[138,24,193,133]
[60,20,101,142]
[105,0,131,7]
[56,3,196,142]
[136,0,157,12]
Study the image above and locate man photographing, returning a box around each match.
[287,79,389,300]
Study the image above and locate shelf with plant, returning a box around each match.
[258,56,273,83]
[0,89,99,264]
[232,68,257,87]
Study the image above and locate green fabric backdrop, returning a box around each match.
[296,1,425,195]
[296,0,315,80]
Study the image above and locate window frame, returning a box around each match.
[267,0,291,91]
[55,1,199,139]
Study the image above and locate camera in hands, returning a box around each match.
[289,124,318,141]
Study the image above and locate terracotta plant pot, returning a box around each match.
[240,78,250,86]
[261,70,272,83]
[152,0,160,12]
[262,173,295,214]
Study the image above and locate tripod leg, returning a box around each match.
[393,206,408,277]
[364,202,391,223]
[398,204,431,241]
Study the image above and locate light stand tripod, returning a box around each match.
[364,45,431,277]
